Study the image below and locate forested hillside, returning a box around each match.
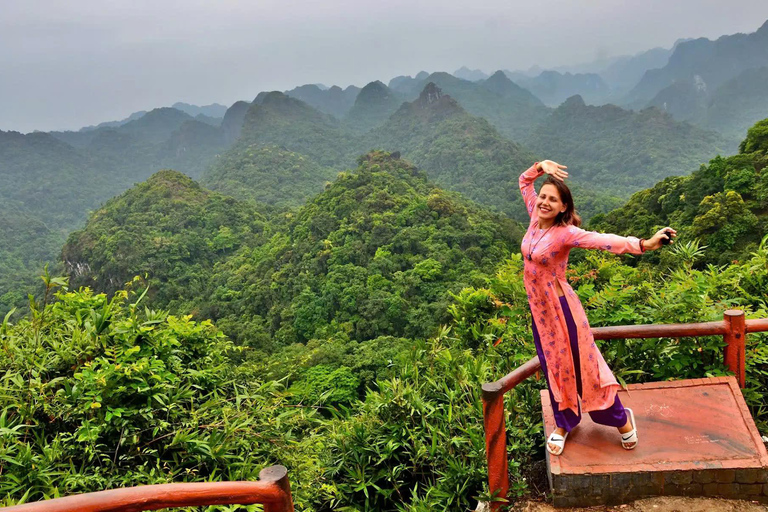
[64,151,523,352]
[590,119,768,265]
[524,95,728,196]
[0,107,229,315]
[202,144,338,207]
[407,71,550,141]
[6,202,768,510]
[344,80,404,132]
[61,170,268,309]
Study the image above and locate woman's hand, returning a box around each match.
[537,160,568,181]
[645,227,677,250]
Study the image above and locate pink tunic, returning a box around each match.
[519,164,644,414]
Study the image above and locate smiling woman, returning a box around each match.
[518,160,676,456]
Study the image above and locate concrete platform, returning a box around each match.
[543,376,768,507]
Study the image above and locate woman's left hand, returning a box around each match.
[645,227,677,250]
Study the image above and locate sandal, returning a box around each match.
[621,408,638,450]
[546,430,569,456]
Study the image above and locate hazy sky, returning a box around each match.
[2,0,767,133]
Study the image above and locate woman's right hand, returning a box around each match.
[537,160,569,181]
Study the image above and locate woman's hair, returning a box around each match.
[541,176,582,227]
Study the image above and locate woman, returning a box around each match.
[519,160,676,456]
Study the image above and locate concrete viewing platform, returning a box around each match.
[543,376,768,507]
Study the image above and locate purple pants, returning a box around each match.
[533,295,627,433]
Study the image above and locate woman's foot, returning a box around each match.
[547,427,569,455]
[619,408,638,450]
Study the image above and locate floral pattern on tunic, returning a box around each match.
[519,164,643,414]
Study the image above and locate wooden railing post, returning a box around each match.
[724,309,746,388]
[482,385,508,511]
[260,465,294,512]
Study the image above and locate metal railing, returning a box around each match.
[2,465,294,512]
[481,309,768,511]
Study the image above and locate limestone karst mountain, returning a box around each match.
[511,70,611,106]
[625,19,768,107]
[523,95,729,196]
[453,66,489,81]
[344,80,404,132]
[284,83,361,118]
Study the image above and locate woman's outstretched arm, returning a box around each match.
[519,160,568,218]
[564,226,677,254]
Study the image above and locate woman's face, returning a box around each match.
[536,183,567,222]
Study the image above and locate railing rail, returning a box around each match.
[2,465,294,512]
[481,310,768,511]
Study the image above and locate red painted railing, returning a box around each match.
[2,465,294,512]
[482,310,768,511]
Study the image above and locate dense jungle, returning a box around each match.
[2,17,768,512]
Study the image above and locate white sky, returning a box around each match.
[1,0,767,132]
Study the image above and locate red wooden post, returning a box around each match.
[260,465,294,512]
[482,386,508,511]
[724,310,746,388]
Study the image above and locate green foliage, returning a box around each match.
[6,235,768,510]
[0,279,322,506]
[591,118,768,265]
[201,151,522,350]
[320,336,541,511]
[0,108,228,316]
[290,365,360,407]
[740,118,768,154]
[202,143,338,207]
[61,170,267,310]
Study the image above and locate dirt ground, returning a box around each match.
[513,496,768,512]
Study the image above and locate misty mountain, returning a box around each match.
[171,101,228,118]
[344,80,404,132]
[284,83,361,118]
[647,66,768,146]
[523,95,728,195]
[646,77,709,124]
[221,100,250,144]
[388,71,430,98]
[511,70,611,106]
[625,20,768,107]
[704,66,768,141]
[453,66,489,81]
[368,82,539,220]
[598,46,675,96]
[238,91,359,168]
[78,110,148,134]
[401,71,550,141]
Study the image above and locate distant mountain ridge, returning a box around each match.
[453,66,489,81]
[284,83,361,118]
[626,19,768,106]
[509,70,611,106]
[171,101,228,118]
[345,80,404,132]
[523,95,728,195]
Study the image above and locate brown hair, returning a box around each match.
[541,177,582,227]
